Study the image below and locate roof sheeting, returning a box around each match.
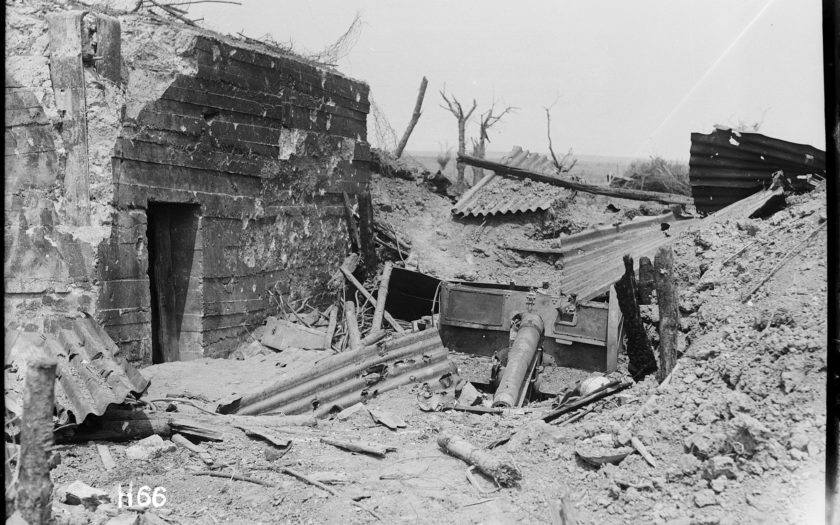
[689,127,825,214]
[5,315,150,427]
[452,147,567,217]
[501,187,782,301]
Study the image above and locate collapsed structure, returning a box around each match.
[3,3,829,523]
[6,1,373,364]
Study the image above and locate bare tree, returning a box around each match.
[440,90,477,188]
[544,105,577,174]
[470,102,516,184]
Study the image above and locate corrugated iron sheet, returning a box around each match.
[501,187,781,301]
[5,315,150,427]
[227,328,452,417]
[452,147,567,217]
[689,127,825,213]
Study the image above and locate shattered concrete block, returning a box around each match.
[125,435,177,461]
[702,456,737,480]
[694,488,717,508]
[62,480,111,510]
[684,432,725,459]
[457,382,481,406]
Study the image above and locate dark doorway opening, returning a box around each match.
[146,202,201,364]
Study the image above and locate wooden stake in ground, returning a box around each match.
[344,301,362,351]
[637,256,654,305]
[324,305,338,350]
[17,355,57,524]
[371,262,394,333]
[654,246,679,383]
[437,430,521,487]
[394,76,428,158]
[615,255,657,380]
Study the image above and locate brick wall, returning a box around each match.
[99,35,372,361]
[4,2,371,364]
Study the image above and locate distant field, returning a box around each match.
[405,151,634,185]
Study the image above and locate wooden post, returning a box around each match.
[95,14,121,84]
[47,11,91,225]
[394,76,428,158]
[324,305,338,350]
[344,301,362,351]
[17,355,57,524]
[357,191,377,278]
[637,256,655,305]
[340,267,405,333]
[371,262,393,333]
[614,255,657,380]
[654,246,679,382]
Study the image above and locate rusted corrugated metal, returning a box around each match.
[226,328,452,417]
[5,315,150,427]
[689,127,825,213]
[538,187,782,300]
[452,147,567,217]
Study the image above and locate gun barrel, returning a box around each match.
[492,313,545,408]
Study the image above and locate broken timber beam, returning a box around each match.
[615,255,657,380]
[457,154,693,205]
[371,262,394,333]
[47,11,91,225]
[394,76,428,158]
[637,256,654,305]
[324,305,338,349]
[654,246,678,383]
[329,253,360,291]
[344,301,362,351]
[340,266,405,333]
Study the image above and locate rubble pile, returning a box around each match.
[3,0,829,522]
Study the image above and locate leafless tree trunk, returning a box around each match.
[440,90,477,188]
[544,105,577,174]
[470,103,516,184]
[395,77,428,158]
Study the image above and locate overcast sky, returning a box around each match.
[189,0,825,160]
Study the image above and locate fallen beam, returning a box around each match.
[372,262,394,333]
[457,154,693,205]
[344,301,362,352]
[340,266,405,333]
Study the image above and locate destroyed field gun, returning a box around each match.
[438,280,625,408]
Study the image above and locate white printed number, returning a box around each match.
[118,483,167,508]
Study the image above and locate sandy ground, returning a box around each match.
[46,180,827,525]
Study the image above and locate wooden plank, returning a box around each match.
[47,11,90,225]
[95,14,121,84]
[458,154,693,206]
